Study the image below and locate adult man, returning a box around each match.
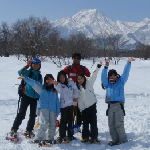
[62,53,90,82]
[62,53,91,131]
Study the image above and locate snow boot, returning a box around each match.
[81,138,89,144]
[56,137,70,144]
[89,138,100,144]
[9,129,17,138]
[108,141,120,146]
[24,131,35,138]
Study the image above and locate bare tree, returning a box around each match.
[67,33,93,58]
[136,44,150,60]
[11,16,60,60]
[94,31,111,57]
[0,22,13,57]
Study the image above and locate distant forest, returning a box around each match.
[0,16,150,62]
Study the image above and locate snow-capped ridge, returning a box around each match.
[51,9,150,46]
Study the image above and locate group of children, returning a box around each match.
[9,55,135,146]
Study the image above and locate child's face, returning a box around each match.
[109,74,117,83]
[59,74,65,83]
[46,77,53,85]
[109,74,117,80]
[77,76,84,85]
[31,63,40,71]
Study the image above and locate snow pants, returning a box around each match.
[108,102,127,143]
[11,94,37,131]
[35,109,56,140]
[82,103,98,140]
[59,105,74,139]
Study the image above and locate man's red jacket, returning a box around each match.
[62,65,91,82]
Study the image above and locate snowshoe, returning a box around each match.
[22,131,35,139]
[89,138,100,144]
[38,140,50,147]
[56,137,70,144]
[9,129,17,138]
[108,141,120,146]
[46,140,57,144]
[31,140,50,147]
[6,131,19,142]
[81,137,90,144]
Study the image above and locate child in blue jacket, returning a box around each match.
[101,57,135,146]
[10,58,43,138]
[19,74,60,143]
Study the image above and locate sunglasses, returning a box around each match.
[73,57,81,60]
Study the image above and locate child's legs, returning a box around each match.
[59,107,69,138]
[89,103,98,139]
[34,108,49,140]
[26,98,37,131]
[67,105,74,138]
[47,110,56,140]
[12,95,29,131]
[76,104,82,127]
[108,104,119,143]
[115,104,127,143]
[82,108,90,139]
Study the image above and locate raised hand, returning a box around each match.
[27,58,32,66]
[128,57,135,62]
[105,58,110,66]
[50,80,58,85]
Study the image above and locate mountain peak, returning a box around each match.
[72,9,107,20]
[142,18,150,23]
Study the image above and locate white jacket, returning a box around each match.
[54,79,78,108]
[78,66,100,112]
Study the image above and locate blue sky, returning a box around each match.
[0,0,150,26]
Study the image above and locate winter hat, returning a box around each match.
[108,69,117,77]
[31,58,41,71]
[72,53,81,59]
[31,58,41,64]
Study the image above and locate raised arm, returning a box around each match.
[88,62,102,85]
[101,59,109,88]
[50,80,63,94]
[54,83,63,94]
[121,57,135,84]
[18,58,32,76]
[18,76,44,95]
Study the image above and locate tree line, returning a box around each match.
[0,16,150,62]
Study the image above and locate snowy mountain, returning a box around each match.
[51,9,150,48]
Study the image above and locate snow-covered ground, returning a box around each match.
[0,56,150,150]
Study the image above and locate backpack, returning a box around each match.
[18,70,42,97]
[68,65,86,76]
